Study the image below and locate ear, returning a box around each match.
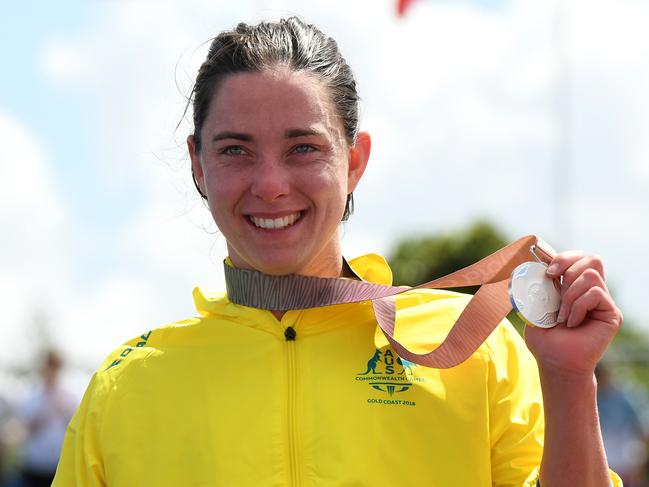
[347,131,371,194]
[187,135,207,197]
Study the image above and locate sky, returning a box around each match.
[1,0,648,382]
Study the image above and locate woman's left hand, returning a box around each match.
[524,251,623,377]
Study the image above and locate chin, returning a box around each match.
[245,255,306,276]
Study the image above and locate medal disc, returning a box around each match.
[509,261,561,328]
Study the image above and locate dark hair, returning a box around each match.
[187,17,359,221]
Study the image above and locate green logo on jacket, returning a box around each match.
[356,348,428,405]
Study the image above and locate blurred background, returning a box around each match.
[1,0,648,485]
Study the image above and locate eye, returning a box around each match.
[220,145,245,156]
[293,144,316,154]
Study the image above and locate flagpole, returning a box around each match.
[552,0,573,248]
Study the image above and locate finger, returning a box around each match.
[587,306,625,330]
[565,286,616,328]
[560,254,607,290]
[558,267,607,323]
[588,304,625,329]
[546,250,586,278]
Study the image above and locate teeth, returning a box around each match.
[250,212,301,229]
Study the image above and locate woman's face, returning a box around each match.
[189,69,370,276]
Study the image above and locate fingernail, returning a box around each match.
[547,264,559,275]
[557,308,566,323]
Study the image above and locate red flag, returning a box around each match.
[397,0,418,16]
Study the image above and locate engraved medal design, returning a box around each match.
[509,261,561,328]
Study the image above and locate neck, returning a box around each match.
[267,257,357,321]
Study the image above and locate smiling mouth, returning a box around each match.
[248,211,303,230]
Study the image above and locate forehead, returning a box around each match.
[205,70,343,136]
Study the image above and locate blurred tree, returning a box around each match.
[389,219,507,291]
[387,219,528,332]
[606,322,649,390]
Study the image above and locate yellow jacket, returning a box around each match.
[53,254,620,486]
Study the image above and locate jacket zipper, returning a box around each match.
[285,325,301,487]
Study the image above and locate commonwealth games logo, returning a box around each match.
[355,348,421,397]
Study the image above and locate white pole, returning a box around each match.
[552,0,573,248]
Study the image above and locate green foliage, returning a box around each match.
[604,321,649,388]
[389,219,508,291]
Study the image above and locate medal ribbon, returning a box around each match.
[224,235,556,368]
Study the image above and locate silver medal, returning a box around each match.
[509,261,561,328]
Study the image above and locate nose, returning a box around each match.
[250,158,290,202]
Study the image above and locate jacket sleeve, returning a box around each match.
[486,321,545,487]
[486,321,624,487]
[52,372,106,487]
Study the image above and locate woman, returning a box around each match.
[53,18,623,486]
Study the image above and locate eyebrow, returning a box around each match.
[210,128,327,144]
[285,128,327,139]
[211,131,253,143]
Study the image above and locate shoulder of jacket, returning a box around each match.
[480,317,535,371]
[94,316,203,381]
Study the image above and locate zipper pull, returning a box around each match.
[284,326,297,341]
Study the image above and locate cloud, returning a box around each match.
[40,39,86,86]
[339,0,558,252]
[0,112,72,363]
[0,113,67,233]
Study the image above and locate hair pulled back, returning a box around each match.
[188,17,360,220]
